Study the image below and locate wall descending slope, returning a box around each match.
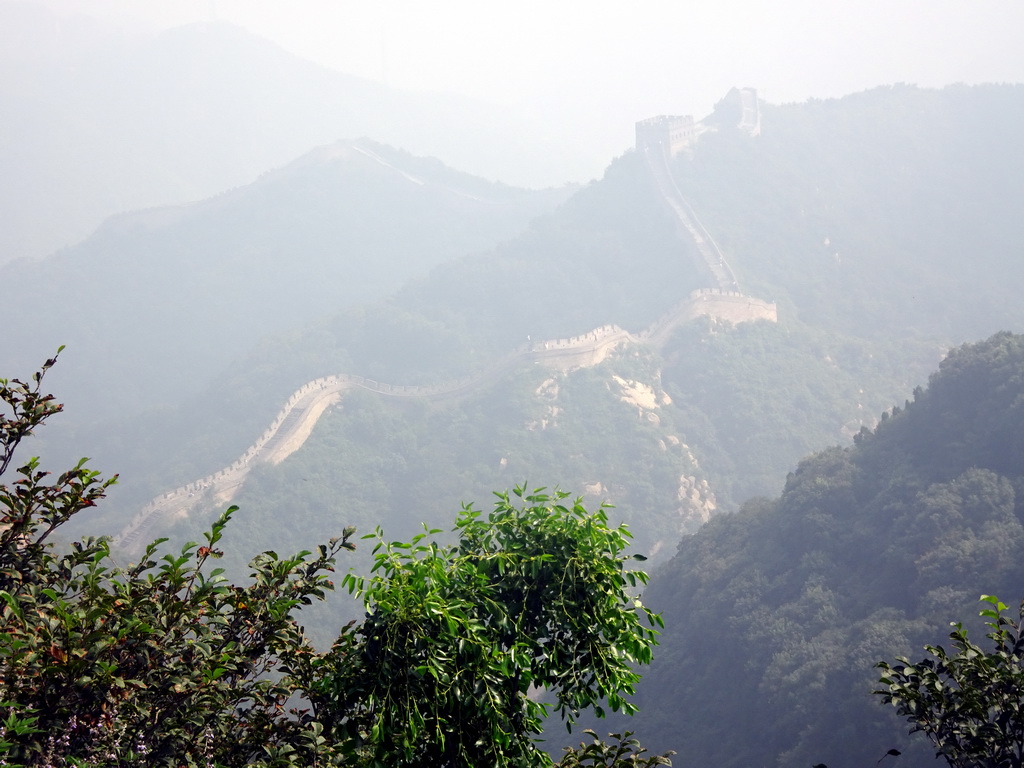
[115,113,780,553]
[642,141,739,289]
[114,292,775,552]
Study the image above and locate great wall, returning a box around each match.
[113,95,774,553]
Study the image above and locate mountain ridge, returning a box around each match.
[0,12,592,265]
[1,137,570,435]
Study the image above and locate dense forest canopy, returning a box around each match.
[603,332,1024,767]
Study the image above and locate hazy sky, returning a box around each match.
[36,0,1024,126]
[19,0,1024,175]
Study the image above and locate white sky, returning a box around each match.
[28,0,1024,164]
[72,1,1024,103]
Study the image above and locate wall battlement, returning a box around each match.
[685,288,777,324]
[635,115,697,156]
[635,87,760,154]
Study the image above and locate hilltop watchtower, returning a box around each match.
[635,115,696,156]
[737,87,761,135]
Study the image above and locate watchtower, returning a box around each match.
[635,115,696,156]
[735,87,761,136]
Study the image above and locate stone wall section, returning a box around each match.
[113,114,778,553]
[111,294,777,553]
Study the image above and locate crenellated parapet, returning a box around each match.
[685,288,777,324]
[635,87,760,154]
[635,115,697,156]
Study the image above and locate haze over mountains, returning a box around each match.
[3,5,1024,764]
[1,138,570,422]
[0,4,587,265]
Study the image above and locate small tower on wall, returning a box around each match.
[735,87,761,136]
[707,87,761,136]
[635,115,696,156]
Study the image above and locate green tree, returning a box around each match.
[312,487,663,768]
[876,595,1024,767]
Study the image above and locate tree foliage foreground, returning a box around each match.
[317,487,662,767]
[0,354,667,767]
[876,595,1024,767]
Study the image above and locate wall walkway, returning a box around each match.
[113,148,777,553]
[643,144,739,291]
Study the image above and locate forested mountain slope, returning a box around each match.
[677,83,1024,341]
[155,350,717,639]
[606,332,1024,767]
[1,139,569,467]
